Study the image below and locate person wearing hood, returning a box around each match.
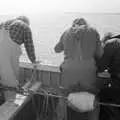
[97,32,120,120]
[54,18,103,120]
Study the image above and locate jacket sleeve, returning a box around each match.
[54,32,65,53]
[94,32,104,61]
[24,27,36,63]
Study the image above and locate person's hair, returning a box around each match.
[72,18,87,27]
[16,16,30,25]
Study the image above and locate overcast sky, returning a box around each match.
[0,0,120,14]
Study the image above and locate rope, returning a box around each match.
[29,62,51,120]
[2,84,120,108]
[1,62,120,120]
[98,102,120,107]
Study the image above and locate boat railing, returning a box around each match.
[0,62,62,120]
[19,62,63,88]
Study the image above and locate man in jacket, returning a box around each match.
[97,33,120,120]
[0,16,37,100]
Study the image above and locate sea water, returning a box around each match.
[1,13,120,66]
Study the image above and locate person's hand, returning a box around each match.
[32,60,41,68]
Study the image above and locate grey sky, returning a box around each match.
[0,0,120,14]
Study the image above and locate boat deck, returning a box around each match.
[0,62,100,120]
[0,62,67,120]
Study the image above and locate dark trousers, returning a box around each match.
[99,80,120,120]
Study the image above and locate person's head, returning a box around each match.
[72,18,87,27]
[16,16,30,25]
[102,32,113,44]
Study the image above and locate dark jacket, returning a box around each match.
[97,37,120,120]
[97,38,120,80]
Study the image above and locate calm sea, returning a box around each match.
[1,13,120,66]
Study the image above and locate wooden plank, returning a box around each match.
[0,81,41,120]
[42,71,51,86]
[37,70,43,83]
[19,62,60,73]
[29,81,42,92]
[0,94,28,120]
[51,72,61,87]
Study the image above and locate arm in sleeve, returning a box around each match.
[94,32,104,61]
[97,43,114,72]
[24,27,36,63]
[54,32,64,53]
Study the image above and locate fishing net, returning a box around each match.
[24,64,68,120]
[1,62,120,120]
